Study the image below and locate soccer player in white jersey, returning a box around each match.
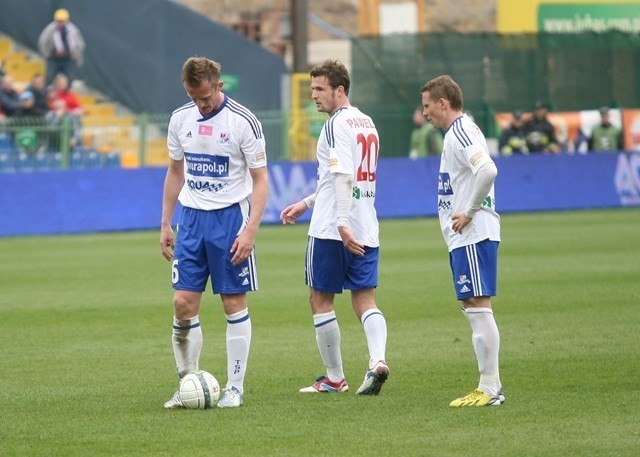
[280,59,389,396]
[160,57,269,409]
[421,75,504,407]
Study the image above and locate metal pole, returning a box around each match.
[291,0,308,72]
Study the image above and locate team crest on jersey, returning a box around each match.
[217,132,230,144]
[238,267,249,277]
[457,275,471,285]
[198,125,213,136]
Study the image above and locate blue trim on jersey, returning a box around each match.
[173,322,201,330]
[172,101,195,115]
[227,313,250,324]
[449,116,472,148]
[227,98,263,139]
[314,317,337,328]
[197,94,228,122]
[324,107,348,147]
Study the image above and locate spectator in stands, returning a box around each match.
[0,74,20,117]
[523,101,559,154]
[589,106,623,152]
[48,73,85,116]
[25,74,50,114]
[12,91,47,153]
[499,111,528,155]
[38,8,85,84]
[409,106,443,158]
[13,91,46,119]
[45,97,80,152]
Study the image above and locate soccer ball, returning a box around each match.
[179,370,220,409]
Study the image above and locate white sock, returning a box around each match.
[463,307,501,396]
[314,311,344,382]
[225,308,251,393]
[172,315,202,379]
[360,308,387,369]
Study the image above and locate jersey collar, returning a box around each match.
[197,94,228,122]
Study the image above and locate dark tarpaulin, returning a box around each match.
[0,0,287,114]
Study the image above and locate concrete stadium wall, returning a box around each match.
[1,153,638,237]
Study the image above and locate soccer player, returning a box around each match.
[160,57,269,409]
[280,59,389,396]
[420,75,505,407]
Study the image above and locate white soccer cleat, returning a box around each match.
[163,391,184,409]
[217,386,243,408]
[356,360,389,395]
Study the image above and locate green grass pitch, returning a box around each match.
[1,208,639,456]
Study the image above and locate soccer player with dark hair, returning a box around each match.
[280,59,389,396]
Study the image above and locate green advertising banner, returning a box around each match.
[221,74,239,92]
[539,4,640,33]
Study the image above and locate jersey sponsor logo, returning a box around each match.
[255,151,266,162]
[459,285,471,293]
[198,125,213,136]
[186,131,192,138]
[185,152,229,178]
[329,158,338,168]
[353,186,375,200]
[186,179,227,193]
[438,172,453,195]
[438,199,452,211]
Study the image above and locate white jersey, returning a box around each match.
[438,114,500,251]
[167,94,267,210]
[308,105,379,247]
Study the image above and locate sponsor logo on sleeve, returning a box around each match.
[469,151,485,166]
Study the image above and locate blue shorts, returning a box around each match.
[449,240,498,300]
[172,200,258,295]
[305,236,378,293]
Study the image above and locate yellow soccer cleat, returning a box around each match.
[449,388,501,407]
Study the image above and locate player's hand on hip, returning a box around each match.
[452,213,472,234]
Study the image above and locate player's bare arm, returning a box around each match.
[230,165,268,265]
[160,159,184,260]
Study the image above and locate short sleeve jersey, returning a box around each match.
[167,94,267,210]
[308,106,380,247]
[438,114,500,251]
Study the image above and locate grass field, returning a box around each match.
[1,208,639,457]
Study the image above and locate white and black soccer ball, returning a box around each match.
[179,370,220,409]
